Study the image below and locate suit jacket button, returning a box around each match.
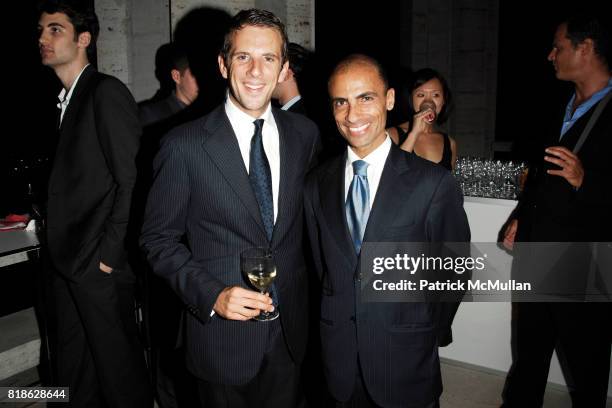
[350,316,356,323]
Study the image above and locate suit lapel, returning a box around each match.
[363,145,410,243]
[50,66,96,193]
[201,106,268,241]
[320,153,358,267]
[59,65,96,134]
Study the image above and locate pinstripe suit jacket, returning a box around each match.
[140,104,319,385]
[304,145,470,407]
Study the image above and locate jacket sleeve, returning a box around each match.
[93,78,141,269]
[307,123,322,171]
[425,172,471,345]
[139,135,226,320]
[304,172,325,282]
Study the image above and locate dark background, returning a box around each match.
[3,0,608,214]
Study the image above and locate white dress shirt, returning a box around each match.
[344,135,392,208]
[57,63,90,126]
[209,97,282,318]
[225,94,280,222]
[281,95,302,111]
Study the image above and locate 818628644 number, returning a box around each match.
[1,387,69,402]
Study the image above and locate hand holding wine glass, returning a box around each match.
[212,286,273,321]
[241,247,280,321]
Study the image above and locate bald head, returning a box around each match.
[329,54,389,92]
[327,53,395,158]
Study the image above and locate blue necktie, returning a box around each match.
[346,160,370,253]
[249,119,278,306]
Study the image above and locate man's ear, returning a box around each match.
[278,61,289,83]
[77,31,91,49]
[218,54,228,79]
[581,38,594,56]
[171,69,181,85]
[284,67,295,82]
[386,87,395,111]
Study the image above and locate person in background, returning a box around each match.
[272,42,312,115]
[140,43,175,106]
[139,43,199,127]
[37,0,151,406]
[501,13,612,408]
[134,45,201,408]
[388,68,457,171]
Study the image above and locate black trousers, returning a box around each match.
[197,319,305,408]
[49,267,152,408]
[333,362,440,408]
[502,302,611,408]
[146,272,198,408]
[333,365,379,408]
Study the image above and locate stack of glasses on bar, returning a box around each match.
[453,157,527,200]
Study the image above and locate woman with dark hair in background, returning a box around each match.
[388,68,457,170]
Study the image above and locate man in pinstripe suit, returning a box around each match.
[140,9,319,408]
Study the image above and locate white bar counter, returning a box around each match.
[442,196,612,396]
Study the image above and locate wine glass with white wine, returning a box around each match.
[241,247,279,321]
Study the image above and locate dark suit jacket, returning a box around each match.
[140,105,319,385]
[516,97,612,243]
[512,95,612,299]
[139,92,185,128]
[46,65,141,280]
[287,97,307,116]
[304,144,470,407]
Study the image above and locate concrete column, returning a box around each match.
[96,0,132,87]
[95,0,314,100]
[171,0,314,46]
[282,0,315,48]
[399,1,413,69]
[409,0,499,158]
[129,0,171,102]
[96,0,171,101]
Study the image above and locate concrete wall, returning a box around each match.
[129,0,171,102]
[95,0,314,103]
[95,0,493,156]
[96,0,171,102]
[171,0,314,47]
[407,0,499,158]
[96,0,132,87]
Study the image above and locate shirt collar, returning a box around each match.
[171,91,186,110]
[566,78,612,114]
[346,134,392,169]
[561,77,612,137]
[281,94,302,111]
[224,91,273,126]
[57,63,90,108]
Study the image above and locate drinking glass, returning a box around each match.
[241,247,279,321]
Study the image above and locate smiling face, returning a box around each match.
[411,78,445,115]
[218,25,288,118]
[38,12,89,70]
[329,62,395,158]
